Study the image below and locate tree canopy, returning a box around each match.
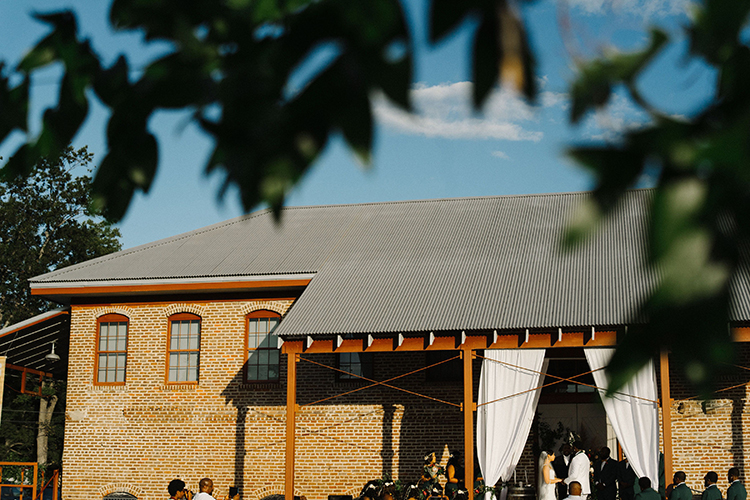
[1,0,749,394]
[0,146,122,327]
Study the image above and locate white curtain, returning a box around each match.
[477,349,547,500]
[585,348,660,489]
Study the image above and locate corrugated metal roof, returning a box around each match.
[29,190,750,335]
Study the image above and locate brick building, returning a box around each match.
[10,191,750,500]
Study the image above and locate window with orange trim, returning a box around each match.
[167,313,201,383]
[246,310,281,382]
[96,314,129,385]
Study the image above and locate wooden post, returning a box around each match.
[463,347,475,500]
[52,469,59,500]
[285,344,301,500]
[659,350,673,487]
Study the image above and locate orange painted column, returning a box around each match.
[463,347,475,500]
[659,350,673,487]
[285,344,301,500]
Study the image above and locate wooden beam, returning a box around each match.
[288,329,618,353]
[463,347,475,500]
[659,349,673,487]
[285,341,302,500]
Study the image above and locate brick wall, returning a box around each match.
[63,298,750,500]
[63,299,478,500]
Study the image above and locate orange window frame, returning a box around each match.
[245,310,281,383]
[95,313,129,386]
[166,312,201,384]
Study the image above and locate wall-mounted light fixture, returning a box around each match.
[45,340,60,362]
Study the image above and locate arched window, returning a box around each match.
[96,314,129,385]
[167,313,200,383]
[104,493,137,500]
[246,310,281,382]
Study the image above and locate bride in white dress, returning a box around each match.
[538,450,563,500]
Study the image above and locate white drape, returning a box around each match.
[477,349,547,500]
[585,348,660,489]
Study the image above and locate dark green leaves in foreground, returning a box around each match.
[0,0,415,221]
[566,0,750,396]
[430,0,536,107]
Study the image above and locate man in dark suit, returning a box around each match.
[669,471,692,500]
[727,468,747,500]
[618,457,638,500]
[594,447,619,500]
[703,472,722,500]
[553,444,573,500]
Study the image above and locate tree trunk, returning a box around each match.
[37,395,58,465]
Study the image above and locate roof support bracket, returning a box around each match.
[366,334,375,349]
[455,330,467,348]
[394,333,405,350]
[425,331,436,349]
[335,335,344,350]
[519,328,529,347]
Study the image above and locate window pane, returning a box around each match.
[169,368,178,382]
[99,354,109,370]
[189,352,199,368]
[268,367,278,380]
[179,322,189,349]
[189,329,200,350]
[248,332,257,349]
[257,319,268,334]
[98,368,106,382]
[170,323,179,349]
[190,321,199,336]
[259,366,268,380]
[117,353,127,370]
[169,353,178,368]
[179,353,188,367]
[257,350,268,365]
[99,325,108,351]
[116,368,125,383]
[117,327,127,351]
[269,350,279,365]
[247,365,258,380]
[269,318,279,332]
[178,367,187,382]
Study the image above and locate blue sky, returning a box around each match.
[0,0,714,250]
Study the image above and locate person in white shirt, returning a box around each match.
[564,481,585,500]
[565,441,591,497]
[193,478,240,500]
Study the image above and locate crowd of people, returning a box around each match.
[539,442,747,500]
[164,450,746,500]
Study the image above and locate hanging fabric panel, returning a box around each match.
[477,349,547,500]
[585,348,660,489]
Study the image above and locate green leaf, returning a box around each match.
[567,146,645,212]
[429,0,475,43]
[472,15,500,109]
[0,70,29,141]
[570,29,667,123]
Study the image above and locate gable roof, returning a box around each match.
[30,189,750,336]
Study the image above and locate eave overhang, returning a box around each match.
[30,273,314,303]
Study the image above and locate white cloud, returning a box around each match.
[373,82,567,142]
[491,151,511,160]
[583,92,650,140]
[564,0,692,18]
